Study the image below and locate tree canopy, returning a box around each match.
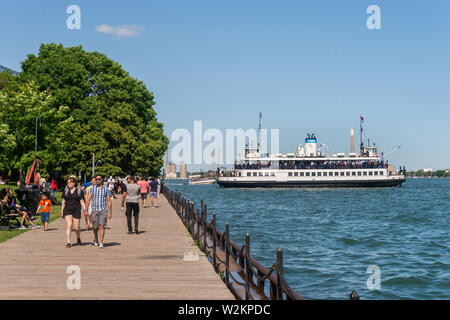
[0,43,168,179]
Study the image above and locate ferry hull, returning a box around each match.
[217,178,406,188]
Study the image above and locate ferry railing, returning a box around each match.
[161,182,307,300]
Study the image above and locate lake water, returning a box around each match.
[164,178,449,300]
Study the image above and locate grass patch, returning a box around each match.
[0,184,62,243]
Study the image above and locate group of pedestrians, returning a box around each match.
[56,174,160,248]
[136,176,160,208]
[5,174,160,248]
[122,176,160,234]
[60,175,112,248]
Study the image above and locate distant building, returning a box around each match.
[422,168,433,173]
[165,163,177,178]
[180,161,187,179]
[164,151,177,178]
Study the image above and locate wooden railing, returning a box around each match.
[161,182,305,300]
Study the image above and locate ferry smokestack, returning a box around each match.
[350,128,355,154]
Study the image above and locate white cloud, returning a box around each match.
[95,24,143,37]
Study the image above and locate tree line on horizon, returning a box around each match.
[407,170,450,177]
[0,43,168,181]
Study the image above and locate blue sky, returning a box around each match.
[1,0,449,170]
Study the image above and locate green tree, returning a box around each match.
[18,43,168,178]
[0,80,68,175]
[0,71,15,91]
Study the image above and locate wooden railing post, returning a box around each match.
[277,247,283,300]
[200,200,204,242]
[349,290,360,300]
[196,208,200,241]
[225,222,230,287]
[245,233,251,300]
[212,212,217,271]
[203,204,207,253]
[190,202,194,234]
[200,199,203,218]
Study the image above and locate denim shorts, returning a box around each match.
[41,212,50,223]
[150,191,157,198]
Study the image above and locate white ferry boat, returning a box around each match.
[217,118,406,188]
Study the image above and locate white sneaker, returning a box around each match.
[99,243,104,249]
[93,240,98,246]
[31,225,40,229]
[19,226,27,230]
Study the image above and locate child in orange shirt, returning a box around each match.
[36,194,53,231]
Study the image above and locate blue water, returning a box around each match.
[165,178,449,300]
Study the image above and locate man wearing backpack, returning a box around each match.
[84,175,112,249]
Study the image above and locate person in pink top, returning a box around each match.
[51,179,57,197]
[137,177,149,207]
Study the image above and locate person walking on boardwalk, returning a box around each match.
[61,177,86,247]
[148,177,159,208]
[36,193,53,231]
[107,176,117,199]
[137,177,149,207]
[83,176,96,230]
[85,175,112,249]
[121,176,141,234]
[50,178,57,198]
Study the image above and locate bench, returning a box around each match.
[0,205,21,228]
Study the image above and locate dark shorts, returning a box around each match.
[41,212,50,223]
[141,192,148,199]
[63,208,81,219]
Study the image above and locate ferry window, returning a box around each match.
[374,171,378,175]
[379,171,383,176]
[288,172,292,176]
[265,172,269,176]
[306,172,310,176]
[352,172,356,176]
[369,171,373,176]
[253,172,257,176]
[247,172,251,177]
[363,171,367,176]
[294,172,298,176]
[340,172,345,176]
[311,172,316,176]
[271,172,275,176]
[346,172,350,176]
[300,172,304,176]
[317,172,321,176]
[358,171,362,176]
[259,172,263,176]
[239,172,242,177]
[335,172,339,176]
[323,172,327,176]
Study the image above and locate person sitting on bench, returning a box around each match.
[0,189,37,229]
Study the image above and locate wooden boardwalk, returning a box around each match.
[0,194,234,300]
